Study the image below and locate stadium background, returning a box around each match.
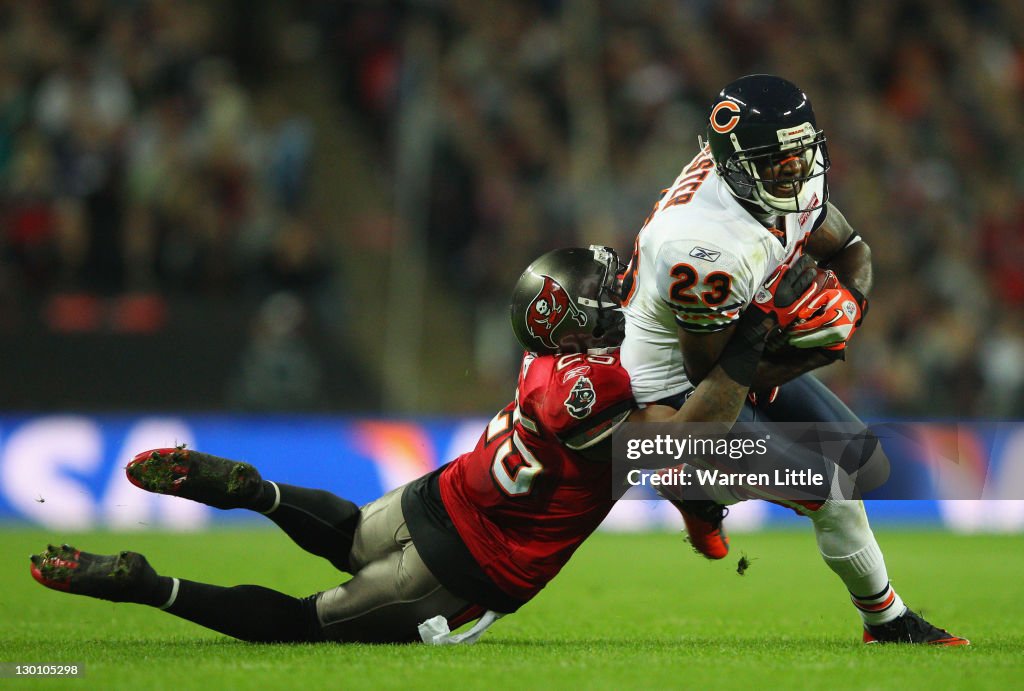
[1,0,1023,535]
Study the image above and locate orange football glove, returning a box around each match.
[787,282,867,350]
[750,254,821,329]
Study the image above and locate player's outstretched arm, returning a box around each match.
[632,308,776,425]
[750,346,840,389]
[630,368,750,425]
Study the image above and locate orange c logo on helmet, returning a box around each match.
[710,100,741,134]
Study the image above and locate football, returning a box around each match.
[810,266,841,293]
[763,266,838,359]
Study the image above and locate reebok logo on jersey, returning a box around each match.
[689,247,721,262]
[564,376,597,419]
[561,365,591,385]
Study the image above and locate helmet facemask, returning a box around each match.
[715,122,830,215]
[582,245,626,349]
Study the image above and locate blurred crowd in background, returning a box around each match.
[0,0,354,410]
[2,0,1023,418]
[330,0,1024,418]
[0,0,337,300]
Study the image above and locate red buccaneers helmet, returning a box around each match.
[509,246,625,354]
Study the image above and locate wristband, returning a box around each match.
[717,311,771,388]
[846,285,869,325]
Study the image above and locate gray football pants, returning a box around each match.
[313,485,474,642]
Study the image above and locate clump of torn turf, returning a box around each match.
[126,446,189,494]
[736,553,756,576]
[32,544,78,581]
[111,552,136,578]
[226,463,257,494]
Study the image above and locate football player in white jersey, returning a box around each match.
[619,74,967,645]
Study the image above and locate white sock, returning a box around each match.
[808,499,906,626]
[849,581,906,626]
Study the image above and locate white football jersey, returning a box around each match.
[620,147,827,403]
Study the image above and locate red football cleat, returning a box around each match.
[673,500,730,560]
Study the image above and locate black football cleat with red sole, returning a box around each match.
[863,608,970,646]
[30,544,160,603]
[126,446,263,510]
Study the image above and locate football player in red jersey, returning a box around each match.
[29,246,808,644]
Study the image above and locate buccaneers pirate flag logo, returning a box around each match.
[564,375,597,419]
[526,275,587,350]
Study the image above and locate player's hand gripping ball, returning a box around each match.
[786,270,863,351]
[749,254,821,328]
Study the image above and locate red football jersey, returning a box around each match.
[439,350,635,602]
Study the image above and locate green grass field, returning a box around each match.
[2,528,1021,690]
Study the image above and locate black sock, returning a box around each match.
[257,483,361,572]
[141,575,176,607]
[162,580,323,643]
